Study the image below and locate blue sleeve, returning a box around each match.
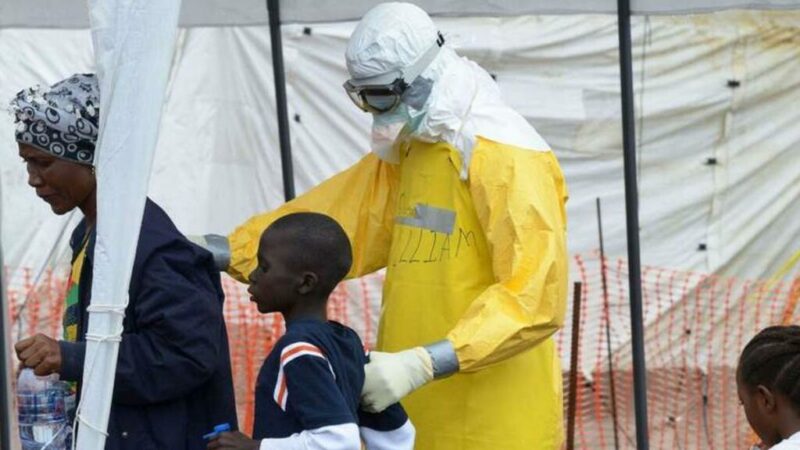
[357,402,409,431]
[110,242,225,405]
[282,345,356,430]
[59,341,85,381]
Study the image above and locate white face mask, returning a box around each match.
[370,103,410,162]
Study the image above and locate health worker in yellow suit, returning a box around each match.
[204,3,569,449]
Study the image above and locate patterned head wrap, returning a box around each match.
[9,73,99,166]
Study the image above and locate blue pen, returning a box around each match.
[203,423,231,440]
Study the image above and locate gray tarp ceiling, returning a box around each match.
[2,0,800,28]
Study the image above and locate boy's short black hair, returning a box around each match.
[265,212,353,297]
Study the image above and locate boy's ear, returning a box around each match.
[297,271,319,295]
[756,385,777,413]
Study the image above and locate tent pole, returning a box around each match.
[616,0,650,448]
[596,198,621,450]
[566,282,583,450]
[0,197,11,450]
[267,0,296,201]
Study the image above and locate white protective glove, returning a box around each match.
[361,347,434,413]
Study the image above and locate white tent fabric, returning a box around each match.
[280,0,800,22]
[3,11,799,376]
[3,0,800,28]
[75,1,181,448]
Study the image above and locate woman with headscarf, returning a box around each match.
[12,73,238,449]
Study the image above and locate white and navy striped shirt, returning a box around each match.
[253,318,414,450]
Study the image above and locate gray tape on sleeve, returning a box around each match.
[424,339,459,379]
[204,234,230,271]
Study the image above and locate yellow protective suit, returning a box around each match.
[228,136,568,449]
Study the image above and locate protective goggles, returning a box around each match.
[343,32,444,114]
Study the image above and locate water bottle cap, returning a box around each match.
[203,423,231,440]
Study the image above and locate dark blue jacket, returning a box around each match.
[59,198,237,449]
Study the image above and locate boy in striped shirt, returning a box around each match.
[208,213,414,450]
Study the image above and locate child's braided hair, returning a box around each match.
[739,325,800,411]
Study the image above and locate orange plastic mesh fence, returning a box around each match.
[4,253,798,448]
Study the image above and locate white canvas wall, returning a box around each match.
[2,10,799,377]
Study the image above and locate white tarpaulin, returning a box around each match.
[3,0,800,28]
[2,11,798,372]
[74,1,181,448]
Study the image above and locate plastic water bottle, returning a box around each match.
[17,368,72,450]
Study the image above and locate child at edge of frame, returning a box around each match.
[738,325,800,450]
